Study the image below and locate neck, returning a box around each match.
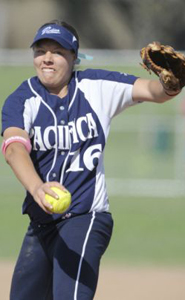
[54,85,68,98]
[47,82,69,98]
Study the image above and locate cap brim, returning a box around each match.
[30,36,73,50]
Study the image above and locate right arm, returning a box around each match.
[3,127,65,213]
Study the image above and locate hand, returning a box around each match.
[32,181,67,214]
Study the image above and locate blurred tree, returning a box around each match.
[130,0,185,49]
[55,0,135,48]
[55,0,185,49]
[1,0,185,49]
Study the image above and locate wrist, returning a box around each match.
[29,180,43,197]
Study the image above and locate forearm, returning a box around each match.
[132,78,179,103]
[5,143,43,196]
[4,142,65,213]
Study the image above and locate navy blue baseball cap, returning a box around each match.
[30,24,79,56]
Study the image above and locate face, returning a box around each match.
[33,39,76,96]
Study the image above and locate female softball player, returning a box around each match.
[1,20,180,300]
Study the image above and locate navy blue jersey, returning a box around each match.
[1,68,138,223]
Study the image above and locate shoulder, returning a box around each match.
[4,77,37,105]
[76,68,138,84]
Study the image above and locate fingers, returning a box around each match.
[46,181,68,192]
[33,182,67,214]
[33,186,53,214]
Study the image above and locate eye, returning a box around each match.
[34,49,45,57]
[53,51,64,56]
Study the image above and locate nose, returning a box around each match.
[43,51,53,63]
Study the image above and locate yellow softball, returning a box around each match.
[45,187,71,214]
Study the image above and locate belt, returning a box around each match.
[31,212,75,228]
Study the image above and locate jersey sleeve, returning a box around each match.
[1,83,33,136]
[77,69,139,119]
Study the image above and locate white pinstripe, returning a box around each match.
[60,72,79,184]
[74,211,96,300]
[68,71,79,111]
[27,78,58,182]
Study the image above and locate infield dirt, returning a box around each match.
[1,261,185,300]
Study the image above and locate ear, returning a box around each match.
[74,57,81,65]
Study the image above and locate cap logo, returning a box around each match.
[31,24,79,56]
[41,26,61,35]
[72,36,77,42]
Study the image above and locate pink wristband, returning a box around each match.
[1,136,32,155]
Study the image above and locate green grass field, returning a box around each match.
[0,65,185,266]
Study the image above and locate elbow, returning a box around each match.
[4,143,27,165]
[156,97,170,104]
[158,99,168,104]
[4,147,15,165]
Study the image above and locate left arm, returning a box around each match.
[132,78,180,103]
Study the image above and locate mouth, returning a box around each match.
[42,68,55,73]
